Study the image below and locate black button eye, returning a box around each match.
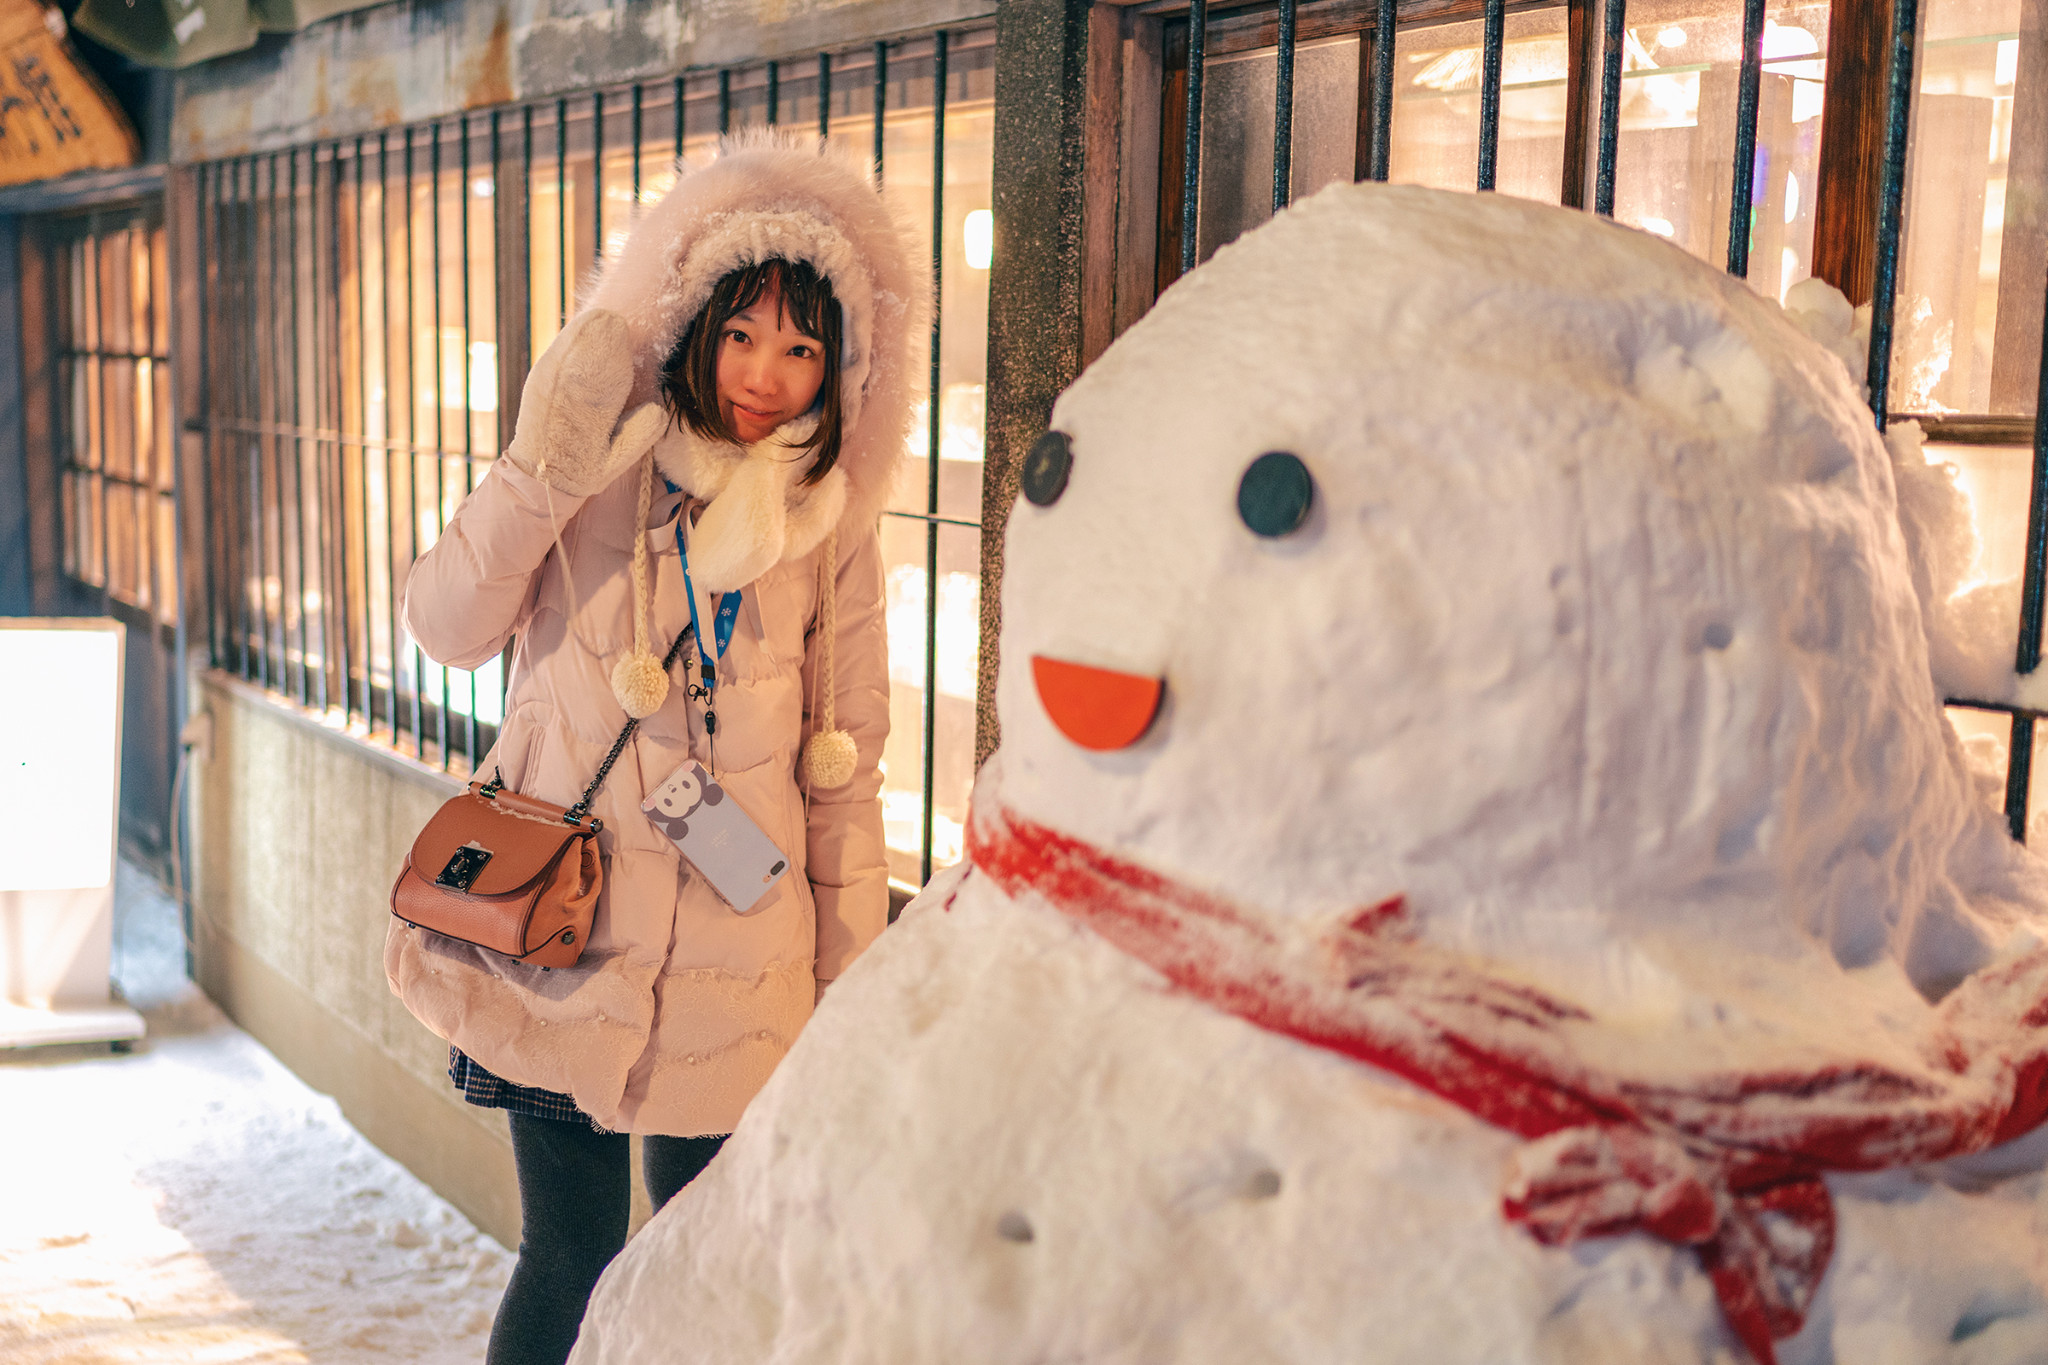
[1237,452,1314,537]
[1022,430,1073,506]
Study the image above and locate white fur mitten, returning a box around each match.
[503,309,667,497]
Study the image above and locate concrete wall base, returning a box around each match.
[188,670,525,1248]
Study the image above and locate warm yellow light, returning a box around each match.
[468,342,499,413]
[1762,20,1820,60]
[964,209,993,271]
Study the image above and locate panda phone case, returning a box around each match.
[641,759,791,915]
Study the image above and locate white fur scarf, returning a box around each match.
[608,420,858,788]
[647,417,847,593]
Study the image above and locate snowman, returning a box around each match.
[567,184,2048,1365]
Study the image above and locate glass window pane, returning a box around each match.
[726,61,775,131]
[463,125,501,463]
[85,471,105,589]
[939,44,994,522]
[878,514,981,883]
[824,50,880,168]
[1934,440,2032,589]
[778,60,820,133]
[60,469,78,579]
[1601,0,1830,299]
[365,441,396,711]
[133,357,153,483]
[67,239,88,352]
[596,94,635,265]
[153,359,174,491]
[105,477,136,607]
[158,492,178,626]
[151,224,170,356]
[636,81,686,204]
[1390,11,1570,203]
[130,225,153,361]
[65,357,87,468]
[99,230,126,357]
[1192,35,1361,264]
[885,61,938,520]
[1923,436,2034,672]
[1899,0,2028,414]
[527,103,577,360]
[360,163,390,445]
[83,355,103,472]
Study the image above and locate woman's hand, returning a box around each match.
[502,309,667,497]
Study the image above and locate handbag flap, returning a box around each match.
[409,787,584,897]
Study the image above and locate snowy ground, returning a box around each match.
[0,861,511,1363]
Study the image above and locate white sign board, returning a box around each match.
[0,621,123,891]
[0,619,141,1044]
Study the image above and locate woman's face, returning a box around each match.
[716,280,828,444]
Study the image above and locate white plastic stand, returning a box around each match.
[0,619,145,1050]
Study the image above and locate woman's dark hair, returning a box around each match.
[657,257,845,485]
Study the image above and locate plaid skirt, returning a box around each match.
[448,1047,591,1126]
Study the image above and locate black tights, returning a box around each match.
[486,1113,726,1365]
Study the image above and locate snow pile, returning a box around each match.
[0,863,510,1362]
[1876,411,2048,723]
[1776,272,2046,720]
[569,183,2048,1363]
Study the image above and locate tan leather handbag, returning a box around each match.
[391,778,605,968]
[390,628,691,969]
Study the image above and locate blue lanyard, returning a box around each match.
[666,479,742,711]
[677,524,740,682]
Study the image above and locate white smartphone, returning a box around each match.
[641,760,791,914]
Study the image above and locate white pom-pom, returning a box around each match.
[805,729,858,789]
[611,651,669,719]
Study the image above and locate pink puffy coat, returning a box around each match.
[387,137,920,1137]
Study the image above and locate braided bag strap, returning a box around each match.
[564,623,695,825]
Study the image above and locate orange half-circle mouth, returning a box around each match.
[1032,656,1164,751]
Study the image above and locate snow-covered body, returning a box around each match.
[570,182,2048,1361]
[570,854,2048,1364]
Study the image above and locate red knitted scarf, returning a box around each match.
[964,801,2048,1365]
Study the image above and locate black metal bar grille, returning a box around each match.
[2008,298,2048,840]
[1865,0,1921,434]
[1477,0,1505,192]
[1181,0,1209,274]
[872,42,888,182]
[1594,0,1626,216]
[187,32,995,887]
[920,29,949,887]
[820,52,833,139]
[1725,0,1767,277]
[1367,0,1395,183]
[1272,0,1296,213]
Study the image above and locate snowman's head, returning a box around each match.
[993,182,2034,1004]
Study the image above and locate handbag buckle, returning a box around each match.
[435,841,493,891]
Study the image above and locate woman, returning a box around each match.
[387,133,922,1365]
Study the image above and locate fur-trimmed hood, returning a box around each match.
[585,130,926,554]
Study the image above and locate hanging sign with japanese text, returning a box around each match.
[0,0,138,188]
